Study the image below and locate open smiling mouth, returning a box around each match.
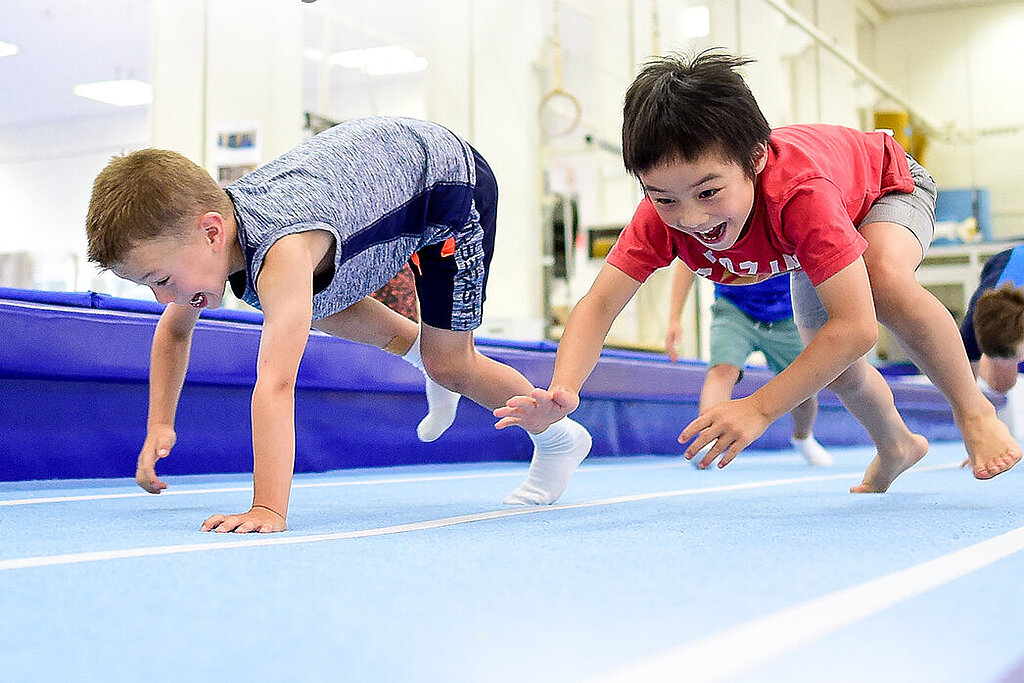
[695,221,728,243]
[189,293,207,308]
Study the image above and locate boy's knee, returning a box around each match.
[707,363,742,386]
[866,262,921,319]
[420,352,469,392]
[827,362,866,395]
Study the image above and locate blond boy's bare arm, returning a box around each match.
[681,258,878,466]
[495,263,640,432]
[202,233,321,533]
[137,303,201,493]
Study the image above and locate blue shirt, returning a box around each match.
[714,273,793,323]
[960,244,1024,361]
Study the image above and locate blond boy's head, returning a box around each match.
[975,283,1024,359]
[86,149,232,268]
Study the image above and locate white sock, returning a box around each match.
[503,417,592,506]
[402,331,461,442]
[791,434,833,467]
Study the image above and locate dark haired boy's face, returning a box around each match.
[638,148,762,251]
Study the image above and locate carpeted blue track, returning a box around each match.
[2,287,1022,682]
[1,443,1022,683]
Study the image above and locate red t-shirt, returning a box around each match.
[606,124,915,287]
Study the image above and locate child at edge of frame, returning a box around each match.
[494,49,1020,493]
[86,116,592,533]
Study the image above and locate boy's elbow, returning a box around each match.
[254,374,297,399]
[828,318,877,359]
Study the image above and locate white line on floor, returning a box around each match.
[0,460,685,507]
[0,462,959,571]
[587,522,1024,683]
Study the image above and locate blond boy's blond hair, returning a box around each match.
[86,149,232,267]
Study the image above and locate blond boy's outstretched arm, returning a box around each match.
[137,303,202,493]
[495,263,640,432]
[201,234,319,533]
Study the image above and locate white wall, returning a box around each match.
[3,0,1023,344]
[870,2,1024,238]
[0,110,149,290]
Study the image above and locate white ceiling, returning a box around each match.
[0,1,150,128]
[0,0,1011,130]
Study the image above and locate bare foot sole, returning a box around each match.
[972,449,1021,480]
[958,409,1024,479]
[963,417,1022,480]
[850,433,929,493]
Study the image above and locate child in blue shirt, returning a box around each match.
[665,262,831,466]
[961,244,1024,393]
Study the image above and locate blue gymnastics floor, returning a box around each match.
[1,442,1023,683]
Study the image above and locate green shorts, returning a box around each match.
[708,297,804,377]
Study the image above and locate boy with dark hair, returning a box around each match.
[87,117,592,532]
[962,245,1024,393]
[495,51,1019,492]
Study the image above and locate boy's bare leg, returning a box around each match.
[789,396,817,440]
[419,324,591,504]
[699,364,741,414]
[313,296,419,349]
[834,358,930,492]
[314,297,460,441]
[861,222,1021,479]
[798,326,927,491]
[788,396,832,466]
[688,364,741,466]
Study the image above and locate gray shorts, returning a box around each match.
[791,154,937,330]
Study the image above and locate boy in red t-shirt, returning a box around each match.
[495,50,1019,496]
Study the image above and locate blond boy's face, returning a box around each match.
[638,146,765,252]
[112,219,230,310]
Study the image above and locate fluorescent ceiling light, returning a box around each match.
[328,45,428,76]
[72,79,153,107]
[682,5,711,38]
[0,41,18,58]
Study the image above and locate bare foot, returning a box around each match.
[959,411,1022,480]
[850,433,930,493]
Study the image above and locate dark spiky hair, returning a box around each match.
[622,49,772,178]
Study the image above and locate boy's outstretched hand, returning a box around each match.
[201,506,287,533]
[678,395,772,469]
[493,387,579,433]
[136,425,176,494]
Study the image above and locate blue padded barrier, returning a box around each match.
[0,287,976,481]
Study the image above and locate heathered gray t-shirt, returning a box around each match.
[225,116,477,320]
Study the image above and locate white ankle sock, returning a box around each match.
[791,434,833,466]
[401,331,461,442]
[503,418,592,506]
